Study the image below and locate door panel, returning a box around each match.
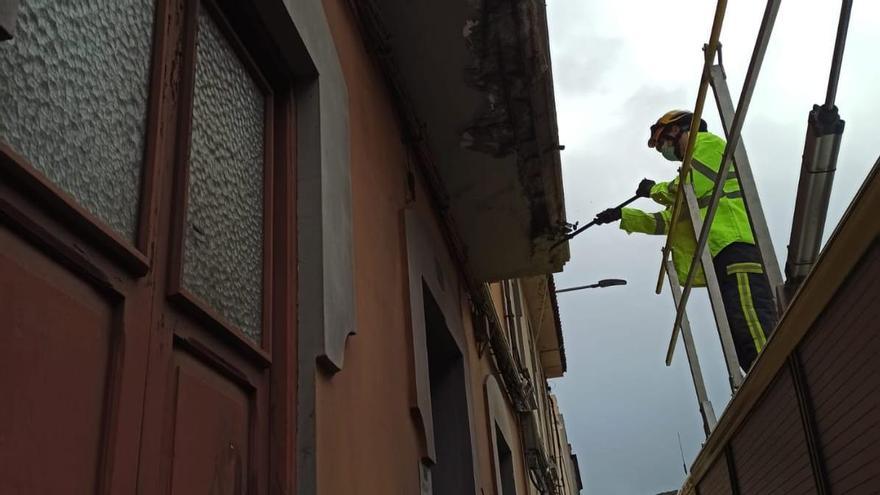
[169,349,255,495]
[0,226,118,494]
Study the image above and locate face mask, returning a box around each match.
[660,142,680,162]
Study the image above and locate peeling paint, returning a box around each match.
[351,0,568,278]
[460,0,565,256]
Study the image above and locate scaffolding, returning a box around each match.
[659,0,853,436]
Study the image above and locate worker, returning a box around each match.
[595,110,777,371]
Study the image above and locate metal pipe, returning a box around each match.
[552,194,639,249]
[655,0,730,294]
[481,284,536,412]
[665,258,717,436]
[669,184,743,390]
[825,0,854,109]
[709,64,785,309]
[783,0,852,303]
[671,0,781,341]
[784,105,844,301]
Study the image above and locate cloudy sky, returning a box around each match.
[545,1,880,493]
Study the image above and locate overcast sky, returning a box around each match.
[545,2,880,493]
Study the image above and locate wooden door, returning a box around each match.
[0,1,296,494]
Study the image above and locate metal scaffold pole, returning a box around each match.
[665,257,718,436]
[655,0,730,295]
[708,58,785,311]
[668,0,782,353]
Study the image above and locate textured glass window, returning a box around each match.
[0,0,155,240]
[182,8,265,343]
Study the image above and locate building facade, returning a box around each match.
[0,0,581,494]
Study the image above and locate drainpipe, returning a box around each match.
[477,285,537,413]
[522,410,560,495]
[783,0,852,303]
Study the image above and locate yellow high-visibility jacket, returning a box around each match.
[620,131,755,286]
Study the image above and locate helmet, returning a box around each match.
[648,110,706,148]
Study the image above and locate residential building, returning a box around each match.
[0,0,582,494]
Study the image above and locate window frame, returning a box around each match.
[166,0,276,363]
[0,0,172,275]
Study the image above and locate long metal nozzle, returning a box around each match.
[550,194,640,250]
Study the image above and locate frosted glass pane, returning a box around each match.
[0,0,155,240]
[183,8,265,343]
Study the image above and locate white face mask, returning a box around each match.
[660,142,680,162]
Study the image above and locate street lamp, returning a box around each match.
[554,279,627,294]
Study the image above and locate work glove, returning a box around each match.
[595,207,622,225]
[636,178,656,198]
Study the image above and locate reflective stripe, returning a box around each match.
[727,262,764,275]
[692,157,740,208]
[736,272,767,352]
[652,212,666,235]
[691,159,716,180]
[697,189,743,208]
[691,158,736,182]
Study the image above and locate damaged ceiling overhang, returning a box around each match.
[369,0,570,282]
[522,275,566,378]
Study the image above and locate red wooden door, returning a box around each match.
[0,1,296,494]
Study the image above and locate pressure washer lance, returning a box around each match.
[550,193,640,250]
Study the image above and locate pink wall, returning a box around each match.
[316,1,535,493]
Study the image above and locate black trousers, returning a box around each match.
[713,242,778,371]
